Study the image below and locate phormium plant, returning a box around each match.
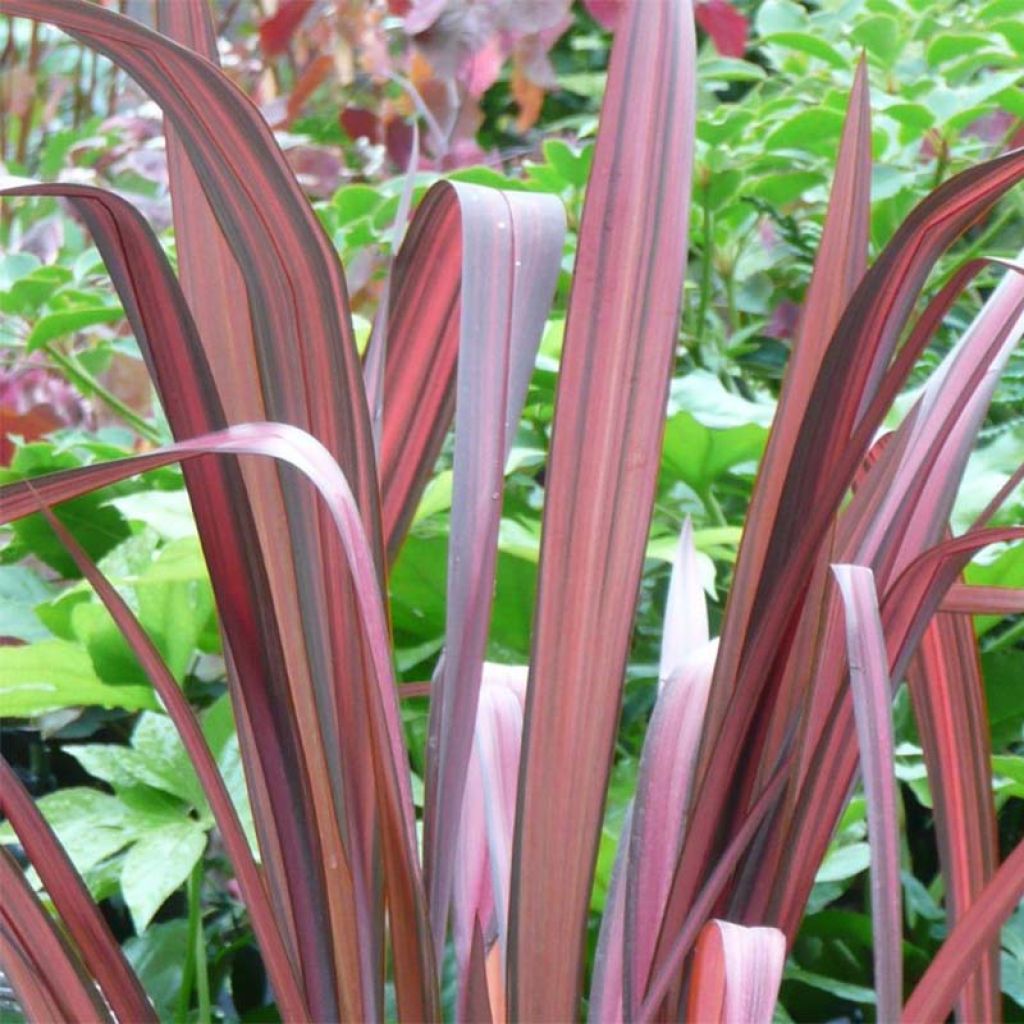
[1,0,1022,1021]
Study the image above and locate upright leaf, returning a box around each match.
[509,0,697,1016]
[832,565,902,1024]
[421,183,564,963]
[907,612,999,1021]
[686,920,785,1024]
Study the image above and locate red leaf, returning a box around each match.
[582,0,625,31]
[907,611,1000,1020]
[695,0,748,58]
[686,920,785,1023]
[833,565,902,1024]
[414,183,564,960]
[903,838,1024,1023]
[258,0,313,57]
[509,0,697,1017]
[340,106,382,144]
[0,847,116,1023]
[39,507,309,1023]
[0,763,155,1022]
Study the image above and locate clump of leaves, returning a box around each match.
[0,0,1022,1022]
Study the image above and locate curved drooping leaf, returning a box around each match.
[0,180,361,1021]
[37,508,308,1022]
[0,421,436,1021]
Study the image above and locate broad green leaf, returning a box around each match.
[542,139,592,189]
[412,469,453,525]
[851,15,904,65]
[761,32,847,69]
[121,821,206,933]
[766,109,845,152]
[661,412,768,496]
[65,744,146,791]
[0,787,135,874]
[927,33,999,66]
[0,565,54,642]
[0,264,71,315]
[129,712,206,809]
[217,729,259,854]
[331,184,382,225]
[755,0,808,35]
[745,171,826,205]
[109,490,197,541]
[123,919,189,1021]
[815,842,871,883]
[0,639,158,715]
[983,649,1024,748]
[698,56,768,84]
[26,306,123,351]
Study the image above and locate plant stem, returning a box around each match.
[43,343,163,444]
[177,857,210,1024]
[704,488,728,527]
[695,181,714,351]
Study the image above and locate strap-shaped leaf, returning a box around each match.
[509,0,697,1016]
[652,151,1024,1006]
[907,611,999,1020]
[0,180,369,1020]
[0,766,154,1022]
[0,847,115,1023]
[832,565,902,1024]
[0,422,438,1022]
[902,838,1024,1023]
[419,183,565,963]
[37,508,309,1022]
[686,920,786,1024]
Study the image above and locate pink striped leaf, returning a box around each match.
[0,179,378,1020]
[0,846,116,1023]
[659,517,710,685]
[0,422,435,1019]
[422,183,565,961]
[902,839,1024,1023]
[452,665,527,1022]
[509,1,697,1016]
[36,507,309,1022]
[686,920,786,1024]
[907,609,999,1019]
[832,565,903,1024]
[623,640,717,1016]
